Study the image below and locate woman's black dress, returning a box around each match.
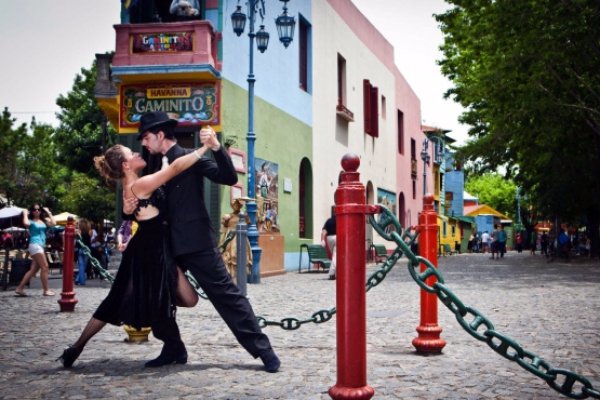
[93,190,177,329]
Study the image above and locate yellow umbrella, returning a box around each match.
[54,212,78,226]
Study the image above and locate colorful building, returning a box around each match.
[96,1,429,273]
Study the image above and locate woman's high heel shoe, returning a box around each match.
[58,346,82,368]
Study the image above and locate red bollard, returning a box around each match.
[58,217,78,312]
[412,194,446,353]
[329,154,375,400]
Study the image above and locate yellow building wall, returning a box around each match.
[438,216,461,253]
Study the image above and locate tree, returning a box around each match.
[61,172,115,226]
[436,0,600,256]
[16,120,70,210]
[0,108,28,206]
[53,57,117,223]
[54,59,116,175]
[0,108,67,209]
[465,173,516,218]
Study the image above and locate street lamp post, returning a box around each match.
[515,186,522,231]
[231,0,295,283]
[420,139,430,195]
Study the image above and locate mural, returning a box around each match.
[254,158,279,233]
[377,188,397,233]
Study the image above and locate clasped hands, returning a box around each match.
[199,125,220,151]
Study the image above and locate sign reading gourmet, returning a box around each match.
[132,32,193,53]
[120,82,220,128]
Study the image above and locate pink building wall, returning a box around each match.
[327,0,429,228]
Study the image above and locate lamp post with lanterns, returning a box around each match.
[230,0,295,283]
[420,138,430,195]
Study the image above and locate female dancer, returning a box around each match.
[14,204,56,297]
[59,135,211,368]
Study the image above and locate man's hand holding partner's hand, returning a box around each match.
[199,126,220,151]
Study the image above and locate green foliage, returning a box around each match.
[436,0,600,237]
[61,172,115,225]
[0,109,68,209]
[54,60,117,175]
[465,173,516,218]
[0,108,28,205]
[0,57,116,225]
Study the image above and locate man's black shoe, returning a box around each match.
[260,349,281,373]
[144,352,188,368]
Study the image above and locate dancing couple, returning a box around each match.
[59,112,280,373]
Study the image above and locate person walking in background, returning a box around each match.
[496,225,507,258]
[530,230,538,255]
[14,204,56,297]
[321,213,337,280]
[490,225,499,260]
[515,231,523,253]
[75,218,93,286]
[481,231,490,254]
[467,233,475,253]
[540,231,549,256]
[133,111,280,372]
[58,141,204,369]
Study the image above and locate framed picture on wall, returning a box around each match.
[231,183,243,203]
[229,148,246,174]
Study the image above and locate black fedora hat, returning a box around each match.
[136,112,178,140]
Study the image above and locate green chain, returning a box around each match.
[255,207,420,330]
[75,237,115,284]
[375,207,600,400]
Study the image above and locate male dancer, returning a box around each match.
[131,111,280,372]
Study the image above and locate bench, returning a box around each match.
[298,244,331,273]
[373,244,388,262]
[368,244,388,263]
[441,243,457,256]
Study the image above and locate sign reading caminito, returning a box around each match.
[120,82,220,129]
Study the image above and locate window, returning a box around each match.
[381,95,386,119]
[363,79,379,137]
[397,110,404,154]
[299,16,311,92]
[337,54,346,106]
[412,180,416,199]
[411,138,416,160]
[336,54,354,121]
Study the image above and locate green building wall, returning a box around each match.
[221,80,312,258]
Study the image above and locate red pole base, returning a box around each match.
[58,291,78,312]
[329,385,375,400]
[412,324,446,353]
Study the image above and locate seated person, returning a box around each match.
[170,0,200,19]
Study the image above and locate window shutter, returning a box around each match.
[371,85,379,137]
[363,79,371,134]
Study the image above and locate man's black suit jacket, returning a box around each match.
[161,144,238,257]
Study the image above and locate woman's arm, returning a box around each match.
[132,145,209,198]
[22,209,30,228]
[132,126,218,198]
[42,207,56,227]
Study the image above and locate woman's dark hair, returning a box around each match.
[29,203,46,219]
[94,145,126,187]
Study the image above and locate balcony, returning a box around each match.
[111,20,221,83]
[336,102,354,122]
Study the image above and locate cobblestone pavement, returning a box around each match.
[1,251,599,399]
